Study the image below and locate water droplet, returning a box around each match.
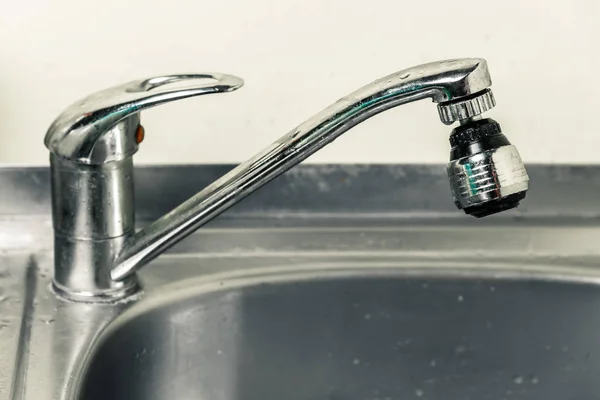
[217,349,223,355]
[513,375,523,384]
[421,283,429,289]
[530,374,539,384]
[0,296,7,304]
[415,388,424,397]
[400,73,411,80]
[364,314,372,320]
[457,295,464,302]
[490,286,496,292]
[455,345,466,354]
[395,338,412,347]
[353,358,360,365]
[430,359,436,367]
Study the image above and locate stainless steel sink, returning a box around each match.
[79,263,600,400]
[2,164,600,400]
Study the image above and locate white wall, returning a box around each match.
[1,0,598,165]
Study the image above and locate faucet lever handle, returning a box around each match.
[44,73,244,164]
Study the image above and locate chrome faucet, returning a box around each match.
[44,58,529,302]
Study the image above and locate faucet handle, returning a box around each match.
[44,73,244,164]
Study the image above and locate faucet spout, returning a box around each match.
[111,58,495,281]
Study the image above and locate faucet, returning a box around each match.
[44,59,529,302]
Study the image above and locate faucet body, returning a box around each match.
[45,59,528,301]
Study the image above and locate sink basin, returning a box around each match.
[78,262,600,400]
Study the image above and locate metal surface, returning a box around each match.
[44,73,243,300]
[80,271,600,400]
[112,58,496,283]
[438,89,496,125]
[0,164,600,399]
[45,58,509,300]
[50,155,139,300]
[447,145,530,209]
[44,73,244,164]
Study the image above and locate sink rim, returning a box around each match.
[105,259,600,336]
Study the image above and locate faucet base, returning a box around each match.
[50,154,139,302]
[51,276,141,303]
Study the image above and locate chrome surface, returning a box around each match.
[112,58,495,283]
[437,89,496,125]
[50,155,139,301]
[44,73,244,164]
[447,145,530,209]
[45,73,244,300]
[45,58,508,300]
[1,164,600,399]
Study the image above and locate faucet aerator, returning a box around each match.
[446,117,529,218]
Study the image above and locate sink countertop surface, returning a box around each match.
[1,164,600,399]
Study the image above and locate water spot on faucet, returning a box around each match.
[353,358,360,365]
[513,375,523,384]
[414,388,424,397]
[400,73,411,79]
[457,295,464,302]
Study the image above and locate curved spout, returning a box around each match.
[111,58,493,281]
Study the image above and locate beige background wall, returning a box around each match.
[1,0,597,165]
